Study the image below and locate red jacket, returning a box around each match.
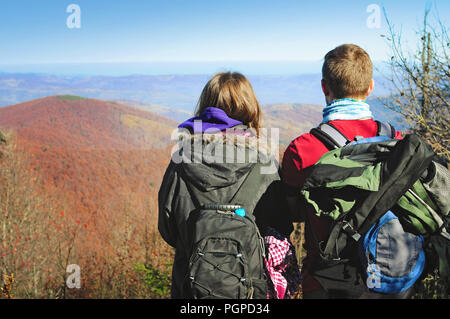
[281,118,403,294]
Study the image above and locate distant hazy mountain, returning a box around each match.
[367,96,408,130]
[114,99,193,123]
[0,73,392,110]
[262,103,323,145]
[0,73,210,110]
[109,98,407,141]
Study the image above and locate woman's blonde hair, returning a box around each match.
[195,72,262,135]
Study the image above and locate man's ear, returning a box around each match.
[366,79,375,97]
[321,79,330,97]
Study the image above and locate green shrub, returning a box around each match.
[135,263,171,299]
[56,95,87,101]
[413,274,449,299]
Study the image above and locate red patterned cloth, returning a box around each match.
[264,228,302,299]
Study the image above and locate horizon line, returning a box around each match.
[0,59,392,66]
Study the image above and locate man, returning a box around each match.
[282,44,406,299]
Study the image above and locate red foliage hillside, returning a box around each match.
[0,95,177,149]
[0,95,177,222]
[0,96,181,298]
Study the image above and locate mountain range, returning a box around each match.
[0,72,394,109]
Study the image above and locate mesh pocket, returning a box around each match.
[188,237,249,299]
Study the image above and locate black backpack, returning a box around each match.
[183,166,268,299]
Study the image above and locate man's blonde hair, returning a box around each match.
[322,44,373,99]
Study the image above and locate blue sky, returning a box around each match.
[0,0,448,74]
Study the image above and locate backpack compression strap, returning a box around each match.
[311,121,395,151]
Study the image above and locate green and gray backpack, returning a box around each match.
[301,122,449,294]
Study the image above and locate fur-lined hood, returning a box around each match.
[172,129,278,192]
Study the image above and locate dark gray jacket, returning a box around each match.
[158,130,292,298]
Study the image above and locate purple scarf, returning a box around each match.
[178,107,243,133]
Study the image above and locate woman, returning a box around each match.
[158,72,293,299]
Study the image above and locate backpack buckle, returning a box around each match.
[342,222,361,242]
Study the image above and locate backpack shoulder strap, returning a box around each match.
[311,121,396,151]
[376,121,396,139]
[310,122,351,150]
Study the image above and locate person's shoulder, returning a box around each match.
[281,130,331,188]
[286,132,320,155]
[284,131,328,162]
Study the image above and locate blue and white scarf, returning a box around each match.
[322,98,373,123]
